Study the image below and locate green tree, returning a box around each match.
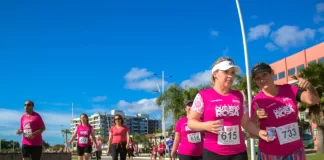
[61,129,72,144]
[292,63,324,153]
[156,84,209,124]
[232,75,259,103]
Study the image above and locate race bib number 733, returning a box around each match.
[276,122,300,145]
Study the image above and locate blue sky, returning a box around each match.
[0,0,324,145]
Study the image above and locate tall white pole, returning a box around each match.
[235,1,255,160]
[71,102,74,151]
[162,71,166,143]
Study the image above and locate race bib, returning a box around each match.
[79,137,88,144]
[187,132,201,143]
[276,122,300,145]
[217,125,240,145]
[23,129,32,137]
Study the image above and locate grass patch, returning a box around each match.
[306,154,324,160]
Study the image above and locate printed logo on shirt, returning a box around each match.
[215,105,240,117]
[232,99,240,103]
[210,99,222,102]
[282,97,292,102]
[80,131,89,136]
[273,104,295,119]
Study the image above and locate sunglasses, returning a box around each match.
[24,104,33,107]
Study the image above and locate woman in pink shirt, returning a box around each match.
[68,113,98,160]
[171,100,203,160]
[250,62,319,160]
[187,57,270,160]
[107,114,130,160]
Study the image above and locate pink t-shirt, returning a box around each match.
[110,125,129,144]
[93,140,102,151]
[175,117,203,156]
[20,112,45,146]
[191,88,246,155]
[250,84,303,156]
[77,125,93,147]
[129,141,135,150]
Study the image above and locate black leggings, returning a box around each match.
[95,151,102,160]
[178,154,202,160]
[203,149,248,160]
[110,142,127,160]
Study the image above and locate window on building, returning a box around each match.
[297,64,304,72]
[288,68,295,76]
[278,71,285,79]
[319,57,324,64]
[273,74,278,81]
[308,60,316,65]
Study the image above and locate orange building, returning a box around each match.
[270,42,324,85]
[269,42,324,150]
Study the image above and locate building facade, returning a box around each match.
[270,42,324,85]
[71,110,162,140]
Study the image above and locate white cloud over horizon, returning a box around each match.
[180,70,211,88]
[248,22,274,41]
[117,98,160,115]
[314,3,324,23]
[270,25,316,51]
[124,68,169,92]
[91,96,107,102]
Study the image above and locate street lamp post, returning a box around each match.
[235,1,255,160]
[153,71,172,144]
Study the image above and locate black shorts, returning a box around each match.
[77,145,92,156]
[203,149,248,160]
[22,144,42,160]
[178,154,202,160]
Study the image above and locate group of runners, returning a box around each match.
[16,56,320,160]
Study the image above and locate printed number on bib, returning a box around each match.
[217,125,240,145]
[276,122,300,145]
[187,132,201,143]
[23,129,32,137]
[79,137,88,144]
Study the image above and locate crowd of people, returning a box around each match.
[16,56,320,160]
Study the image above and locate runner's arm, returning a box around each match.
[90,129,98,146]
[188,93,205,131]
[171,132,180,154]
[33,116,46,136]
[68,128,78,144]
[126,131,130,147]
[241,113,260,137]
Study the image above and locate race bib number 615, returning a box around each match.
[217,125,240,145]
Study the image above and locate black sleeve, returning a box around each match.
[296,89,305,102]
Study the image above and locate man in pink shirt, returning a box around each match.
[16,100,46,160]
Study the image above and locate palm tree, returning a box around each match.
[292,63,324,153]
[61,129,72,144]
[232,75,259,103]
[156,84,209,124]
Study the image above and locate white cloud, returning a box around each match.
[314,3,324,23]
[248,22,274,41]
[318,27,324,34]
[270,25,316,50]
[124,68,153,81]
[210,30,219,36]
[180,70,210,88]
[124,68,168,92]
[117,98,160,114]
[265,42,278,51]
[92,96,107,102]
